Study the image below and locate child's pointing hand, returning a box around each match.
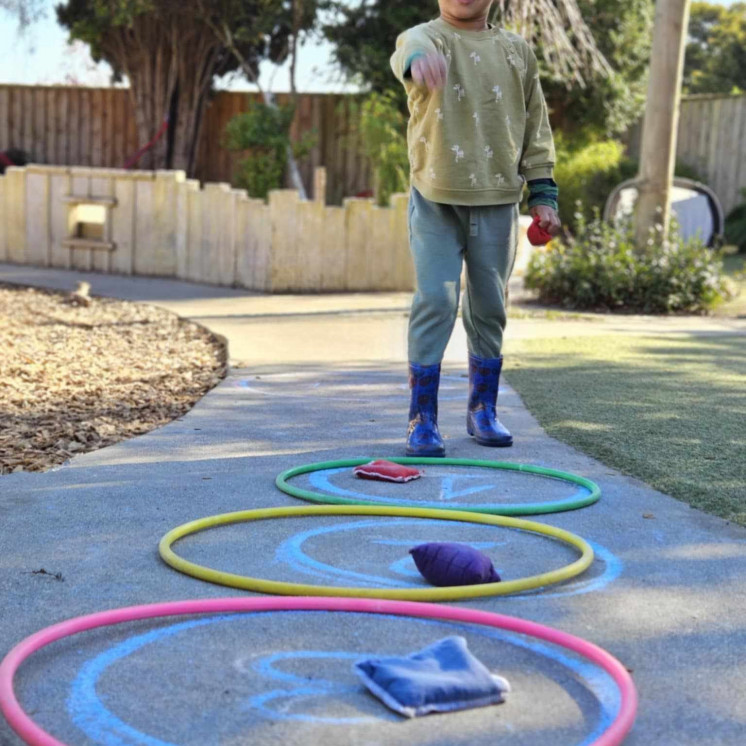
[411,53,448,90]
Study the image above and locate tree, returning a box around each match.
[634,0,692,247]
[0,0,45,28]
[540,0,654,137]
[684,2,746,94]
[199,0,320,196]
[323,1,435,98]
[55,1,314,175]
[323,0,611,101]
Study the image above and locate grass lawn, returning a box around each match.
[506,333,746,526]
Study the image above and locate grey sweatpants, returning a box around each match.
[407,186,519,365]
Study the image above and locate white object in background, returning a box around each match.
[615,186,714,244]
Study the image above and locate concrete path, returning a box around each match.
[1,263,746,746]
[2,263,744,367]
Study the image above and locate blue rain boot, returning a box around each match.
[466,354,513,447]
[406,362,446,457]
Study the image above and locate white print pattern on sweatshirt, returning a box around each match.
[470,52,481,65]
[470,173,478,187]
[484,146,494,159]
[429,168,437,181]
[473,112,479,126]
[492,85,503,102]
[419,136,431,153]
[453,83,465,101]
[435,108,444,121]
[451,145,465,162]
[506,51,519,68]
[495,173,506,186]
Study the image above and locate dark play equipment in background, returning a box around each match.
[604,177,725,248]
[0,148,30,174]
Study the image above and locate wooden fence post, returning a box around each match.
[314,166,327,205]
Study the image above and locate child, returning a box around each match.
[391,0,561,457]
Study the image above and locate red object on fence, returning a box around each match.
[123,116,169,169]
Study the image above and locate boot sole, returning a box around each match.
[405,446,446,458]
[467,418,512,447]
[469,433,513,448]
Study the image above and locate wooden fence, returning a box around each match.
[0,85,372,204]
[0,165,412,293]
[627,93,746,214]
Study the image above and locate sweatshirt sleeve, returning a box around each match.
[390,25,439,85]
[519,46,555,182]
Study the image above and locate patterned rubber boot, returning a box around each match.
[406,362,446,458]
[466,354,513,447]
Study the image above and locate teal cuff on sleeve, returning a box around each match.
[527,178,558,211]
[404,51,426,78]
[528,197,559,210]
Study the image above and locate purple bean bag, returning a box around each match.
[410,542,501,587]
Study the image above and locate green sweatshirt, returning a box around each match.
[391,17,555,206]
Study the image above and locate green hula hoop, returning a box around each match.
[275,458,601,515]
[159,504,594,601]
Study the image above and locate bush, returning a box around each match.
[224,103,315,200]
[525,208,731,314]
[553,136,636,229]
[553,134,703,233]
[724,189,746,251]
[354,91,409,207]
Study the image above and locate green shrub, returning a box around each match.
[224,103,316,200]
[552,134,704,233]
[355,91,409,207]
[724,189,746,251]
[553,136,636,229]
[525,208,731,314]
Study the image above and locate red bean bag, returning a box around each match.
[527,214,553,246]
[352,460,423,483]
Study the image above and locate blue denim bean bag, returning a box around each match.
[354,636,510,718]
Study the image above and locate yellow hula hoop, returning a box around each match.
[159,505,594,602]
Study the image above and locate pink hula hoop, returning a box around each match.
[0,597,637,746]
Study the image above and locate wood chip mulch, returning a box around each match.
[0,282,227,475]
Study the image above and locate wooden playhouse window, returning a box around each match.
[63,195,117,251]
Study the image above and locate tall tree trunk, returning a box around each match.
[169,22,223,174]
[105,17,177,170]
[634,0,692,246]
[285,0,307,198]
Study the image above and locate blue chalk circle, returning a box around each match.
[276,517,622,598]
[68,612,620,744]
[308,467,593,512]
